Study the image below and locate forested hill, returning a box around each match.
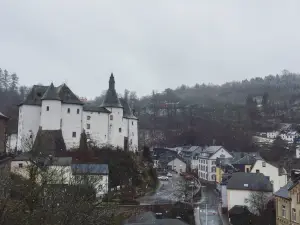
[0,69,29,133]
[133,70,300,109]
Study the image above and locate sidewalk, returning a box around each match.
[217,203,230,225]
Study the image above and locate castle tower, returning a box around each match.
[40,83,62,130]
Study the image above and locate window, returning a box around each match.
[246,168,250,173]
[29,134,33,138]
[212,161,216,165]
[282,205,286,218]
[87,116,91,120]
[77,109,80,114]
[211,166,216,172]
[292,208,296,221]
[132,132,134,136]
[72,132,76,138]
[46,106,49,111]
[262,161,266,167]
[60,119,62,128]
[297,193,300,203]
[110,115,113,120]
[119,128,122,133]
[18,163,23,168]
[86,133,90,139]
[87,124,90,129]
[211,175,216,181]
[256,169,260,173]
[67,108,70,113]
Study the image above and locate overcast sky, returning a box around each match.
[1,1,300,99]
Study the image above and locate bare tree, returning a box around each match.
[244,191,270,216]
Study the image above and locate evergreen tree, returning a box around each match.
[142,146,152,163]
[9,73,19,92]
[79,130,88,151]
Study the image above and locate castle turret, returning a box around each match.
[40,83,62,130]
[101,74,123,147]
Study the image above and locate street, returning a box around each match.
[138,173,195,205]
[196,184,222,225]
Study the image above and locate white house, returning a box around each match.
[250,159,287,192]
[266,131,280,139]
[10,155,109,197]
[280,131,299,143]
[17,74,138,152]
[7,133,17,152]
[167,158,186,174]
[296,146,300,159]
[198,146,232,182]
[227,172,273,214]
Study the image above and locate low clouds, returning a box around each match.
[0,0,300,98]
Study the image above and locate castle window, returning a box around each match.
[77,109,80,114]
[87,124,90,129]
[72,132,76,138]
[67,108,70,113]
[119,128,122,133]
[46,106,49,111]
[110,115,113,120]
[132,121,133,125]
[87,116,91,120]
[132,132,134,136]
[18,163,23,168]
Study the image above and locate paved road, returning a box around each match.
[196,184,222,225]
[138,173,193,204]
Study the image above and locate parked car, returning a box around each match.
[158,176,169,181]
[167,173,172,177]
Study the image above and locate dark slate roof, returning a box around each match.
[71,163,108,175]
[274,181,293,199]
[101,74,123,108]
[56,84,83,105]
[232,154,258,165]
[32,129,67,156]
[19,84,83,106]
[11,152,32,161]
[0,112,8,120]
[227,172,273,192]
[19,85,48,106]
[119,98,137,119]
[41,83,61,101]
[83,104,111,113]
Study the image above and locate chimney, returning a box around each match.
[291,169,300,183]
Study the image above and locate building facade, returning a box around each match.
[0,112,9,153]
[167,158,186,174]
[17,74,138,152]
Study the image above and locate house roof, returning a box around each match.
[227,172,273,192]
[167,157,186,165]
[19,84,83,106]
[41,83,61,101]
[71,163,108,175]
[11,152,32,161]
[274,181,293,199]
[203,146,223,154]
[119,98,137,120]
[101,74,123,108]
[232,154,260,165]
[0,112,9,120]
[82,104,111,113]
[32,129,67,156]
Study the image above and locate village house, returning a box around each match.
[274,170,300,225]
[226,172,273,213]
[167,157,186,174]
[17,74,138,152]
[0,112,9,153]
[198,146,232,182]
[10,154,109,197]
[250,159,287,192]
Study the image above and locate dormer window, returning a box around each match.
[67,108,70,113]
[262,161,266,167]
[46,106,49,111]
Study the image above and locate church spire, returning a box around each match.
[109,73,115,90]
[101,73,122,108]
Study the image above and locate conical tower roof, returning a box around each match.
[101,73,122,108]
[41,83,61,101]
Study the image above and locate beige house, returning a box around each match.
[274,170,300,225]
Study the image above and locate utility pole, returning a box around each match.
[205,204,208,225]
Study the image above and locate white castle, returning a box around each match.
[17,74,138,152]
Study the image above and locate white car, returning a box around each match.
[158,176,169,181]
[167,173,172,177]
